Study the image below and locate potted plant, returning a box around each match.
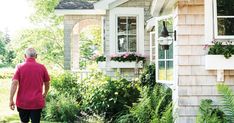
[95,55,106,69]
[110,53,145,68]
[205,41,234,70]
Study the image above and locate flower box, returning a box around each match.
[98,62,106,69]
[205,55,234,70]
[109,61,143,68]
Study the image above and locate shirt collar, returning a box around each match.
[25,58,36,62]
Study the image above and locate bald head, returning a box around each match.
[25,48,37,58]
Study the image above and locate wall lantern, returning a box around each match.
[158,21,176,50]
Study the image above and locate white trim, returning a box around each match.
[109,7,144,55]
[94,0,116,9]
[150,32,156,63]
[146,17,156,31]
[54,9,106,16]
[151,0,176,16]
[155,16,174,85]
[205,0,214,42]
[109,0,129,9]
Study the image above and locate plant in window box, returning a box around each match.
[205,41,234,80]
[95,55,106,69]
[110,53,145,68]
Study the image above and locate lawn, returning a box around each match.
[0,79,18,122]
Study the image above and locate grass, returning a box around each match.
[0,78,18,122]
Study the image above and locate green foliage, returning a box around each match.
[196,99,226,123]
[79,26,102,69]
[110,53,145,62]
[115,84,173,123]
[140,64,156,88]
[82,76,140,120]
[208,41,234,59]
[43,94,80,122]
[217,84,234,122]
[95,55,106,62]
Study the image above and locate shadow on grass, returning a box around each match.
[0,114,61,123]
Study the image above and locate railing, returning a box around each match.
[72,70,91,81]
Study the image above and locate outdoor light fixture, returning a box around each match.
[158,21,176,50]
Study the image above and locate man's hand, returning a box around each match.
[9,100,15,110]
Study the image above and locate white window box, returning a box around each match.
[109,61,143,68]
[205,55,234,81]
[205,55,234,70]
[98,61,106,69]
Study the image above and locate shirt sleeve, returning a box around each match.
[12,64,21,81]
[43,66,50,82]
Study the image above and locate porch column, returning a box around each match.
[64,18,74,70]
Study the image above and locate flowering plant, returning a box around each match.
[110,53,145,62]
[205,41,234,59]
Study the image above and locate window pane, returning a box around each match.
[128,17,137,34]
[158,61,166,80]
[166,43,173,59]
[218,18,234,35]
[118,35,128,52]
[118,17,127,34]
[217,0,234,16]
[158,44,165,59]
[166,61,173,81]
[128,35,137,52]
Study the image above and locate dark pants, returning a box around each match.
[17,107,42,123]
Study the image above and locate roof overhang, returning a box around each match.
[151,0,177,17]
[94,0,129,10]
[55,9,106,16]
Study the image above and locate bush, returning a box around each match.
[43,94,80,122]
[82,76,141,120]
[0,68,14,79]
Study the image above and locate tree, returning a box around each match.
[12,0,64,69]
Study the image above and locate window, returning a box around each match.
[109,8,144,54]
[117,16,137,52]
[156,19,174,84]
[214,0,234,38]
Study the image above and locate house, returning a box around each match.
[55,0,234,122]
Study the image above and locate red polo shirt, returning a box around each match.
[12,58,50,109]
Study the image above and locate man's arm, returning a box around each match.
[9,80,19,110]
[43,82,50,98]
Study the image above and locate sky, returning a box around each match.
[0,0,34,36]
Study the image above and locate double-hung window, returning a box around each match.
[109,7,144,54]
[117,16,137,52]
[205,0,234,41]
[214,0,234,38]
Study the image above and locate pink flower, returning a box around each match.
[203,44,209,50]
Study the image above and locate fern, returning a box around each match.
[217,84,234,122]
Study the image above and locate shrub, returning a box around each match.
[207,41,234,59]
[43,94,80,122]
[95,55,106,62]
[81,75,140,120]
[196,99,226,123]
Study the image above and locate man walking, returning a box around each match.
[9,48,50,123]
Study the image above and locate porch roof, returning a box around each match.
[55,0,94,10]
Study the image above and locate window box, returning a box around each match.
[205,55,234,82]
[109,61,143,68]
[98,61,106,69]
[205,55,234,70]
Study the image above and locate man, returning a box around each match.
[9,48,50,123]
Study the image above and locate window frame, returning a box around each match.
[116,15,138,53]
[109,7,144,55]
[155,16,174,84]
[214,0,234,39]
